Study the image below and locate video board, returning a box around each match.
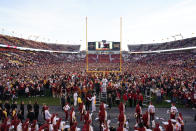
[88,41,120,51]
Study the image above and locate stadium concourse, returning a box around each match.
[0,34,196,131]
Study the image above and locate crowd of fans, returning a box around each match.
[0,34,196,130]
[128,37,196,52]
[0,34,80,51]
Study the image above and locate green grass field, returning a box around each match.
[2,95,184,108]
[15,96,61,106]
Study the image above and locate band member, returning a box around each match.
[39,121,50,131]
[100,102,105,111]
[99,106,107,131]
[128,91,133,107]
[63,102,70,121]
[61,95,66,110]
[117,123,124,131]
[148,102,155,121]
[22,119,30,131]
[102,121,109,131]
[170,103,178,119]
[135,104,142,124]
[133,92,137,107]
[73,92,78,107]
[70,119,77,131]
[53,118,62,131]
[86,93,92,111]
[142,111,149,128]
[165,120,173,131]
[178,113,184,131]
[70,107,76,126]
[153,123,161,131]
[134,122,146,131]
[83,120,93,131]
[91,93,96,112]
[138,93,143,107]
[31,120,39,131]
[118,102,125,113]
[44,107,51,121]
[84,111,92,124]
[118,111,126,127]
[175,118,182,131]
[79,102,86,121]
[123,92,128,108]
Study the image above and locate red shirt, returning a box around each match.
[123,94,128,101]
[139,95,143,102]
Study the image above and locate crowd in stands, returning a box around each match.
[0,34,196,130]
[128,37,196,52]
[0,34,80,52]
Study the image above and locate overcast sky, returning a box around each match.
[0,0,196,50]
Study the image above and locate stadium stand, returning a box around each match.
[0,34,80,52]
[128,37,196,52]
[0,34,195,130]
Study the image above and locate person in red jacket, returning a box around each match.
[100,102,105,111]
[123,92,128,108]
[139,93,143,107]
[118,110,126,127]
[135,104,142,124]
[78,102,85,121]
[117,123,124,131]
[178,113,184,131]
[99,108,106,131]
[84,111,90,124]
[142,111,149,128]
[165,120,173,131]
[70,107,75,126]
[133,92,137,107]
[118,102,125,113]
[153,123,161,131]
[70,119,77,131]
[128,91,133,107]
[82,120,92,131]
[31,120,38,131]
[134,122,146,131]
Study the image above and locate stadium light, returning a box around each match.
[179,33,183,39]
[1,28,4,34]
[192,33,195,37]
[172,36,176,41]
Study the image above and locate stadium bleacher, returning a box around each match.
[0,34,195,131]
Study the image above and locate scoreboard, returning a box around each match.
[88,41,120,51]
